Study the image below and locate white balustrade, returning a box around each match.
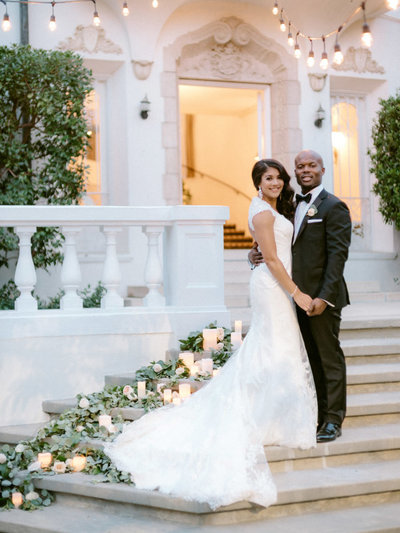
[60,227,83,310]
[101,226,123,309]
[142,225,166,307]
[14,226,38,311]
[0,205,229,314]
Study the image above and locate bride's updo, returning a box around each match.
[251,159,295,221]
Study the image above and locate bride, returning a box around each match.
[105,159,317,510]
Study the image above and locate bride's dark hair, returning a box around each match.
[251,159,295,220]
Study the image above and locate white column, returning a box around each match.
[60,227,82,310]
[101,226,123,309]
[14,226,37,311]
[142,225,165,307]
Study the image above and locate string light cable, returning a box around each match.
[0,0,131,31]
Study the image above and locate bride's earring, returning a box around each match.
[258,187,263,199]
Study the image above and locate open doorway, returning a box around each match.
[179,83,270,247]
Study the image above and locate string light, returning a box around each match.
[92,0,100,26]
[272,1,279,16]
[361,2,373,47]
[1,1,11,31]
[287,22,294,47]
[307,39,315,67]
[48,1,56,31]
[333,29,344,65]
[279,9,286,32]
[152,0,158,7]
[386,0,399,9]
[294,32,301,58]
[320,37,329,69]
[122,2,129,16]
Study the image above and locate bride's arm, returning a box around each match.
[253,211,312,312]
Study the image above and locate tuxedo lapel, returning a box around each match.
[293,189,327,244]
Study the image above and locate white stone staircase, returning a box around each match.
[1,306,400,532]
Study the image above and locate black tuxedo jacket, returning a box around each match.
[292,189,352,310]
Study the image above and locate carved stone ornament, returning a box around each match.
[132,60,154,80]
[177,16,288,83]
[308,73,327,92]
[332,46,385,74]
[58,25,122,55]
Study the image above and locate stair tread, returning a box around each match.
[0,422,46,444]
[31,459,400,513]
[1,500,400,533]
[347,362,400,382]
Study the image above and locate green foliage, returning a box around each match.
[0,280,19,310]
[78,282,107,308]
[179,321,233,355]
[0,44,93,269]
[369,91,400,230]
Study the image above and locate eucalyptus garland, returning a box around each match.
[0,323,235,511]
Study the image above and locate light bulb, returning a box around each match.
[386,0,399,9]
[287,32,294,47]
[333,44,343,65]
[320,52,329,70]
[93,10,101,26]
[272,2,279,15]
[294,44,301,58]
[2,13,11,32]
[152,0,158,7]
[122,2,129,16]
[49,14,56,31]
[361,23,373,47]
[279,19,286,32]
[307,51,315,67]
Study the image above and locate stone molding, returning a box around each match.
[332,46,384,74]
[131,60,154,80]
[58,25,122,55]
[308,73,327,92]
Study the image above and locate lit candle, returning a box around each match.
[234,320,242,334]
[173,397,182,406]
[163,388,172,404]
[202,329,218,351]
[179,352,194,367]
[70,455,87,472]
[179,383,191,400]
[201,358,213,374]
[98,414,112,429]
[213,368,220,377]
[137,381,146,399]
[189,364,198,377]
[37,452,52,468]
[231,332,242,350]
[11,492,23,508]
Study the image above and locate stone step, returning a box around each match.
[19,459,400,526]
[346,362,400,393]
[0,422,46,446]
[1,499,400,533]
[225,293,249,307]
[41,390,400,430]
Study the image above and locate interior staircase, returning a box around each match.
[224,223,253,249]
[1,304,400,532]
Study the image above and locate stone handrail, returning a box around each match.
[0,205,229,312]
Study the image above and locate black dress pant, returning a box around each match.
[296,306,346,426]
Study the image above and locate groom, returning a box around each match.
[249,150,352,443]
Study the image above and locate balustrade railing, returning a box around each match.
[0,205,229,312]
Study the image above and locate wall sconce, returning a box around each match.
[314,104,326,128]
[140,95,151,119]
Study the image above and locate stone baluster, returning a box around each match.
[14,226,38,311]
[142,225,165,307]
[60,227,82,310]
[101,226,123,309]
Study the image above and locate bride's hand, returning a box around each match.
[293,290,313,312]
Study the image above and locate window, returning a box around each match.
[84,90,102,205]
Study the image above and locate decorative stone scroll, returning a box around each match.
[308,73,327,92]
[332,46,385,74]
[58,25,122,55]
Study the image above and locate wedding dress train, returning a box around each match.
[105,197,317,509]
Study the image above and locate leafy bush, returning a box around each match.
[369,91,400,230]
[0,44,93,270]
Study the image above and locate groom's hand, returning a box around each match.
[248,242,264,266]
[307,298,327,316]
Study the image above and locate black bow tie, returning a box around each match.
[296,193,312,205]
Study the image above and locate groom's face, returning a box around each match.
[294,152,325,193]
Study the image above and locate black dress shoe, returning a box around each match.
[316,422,342,443]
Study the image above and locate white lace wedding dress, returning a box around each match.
[105,197,317,510]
